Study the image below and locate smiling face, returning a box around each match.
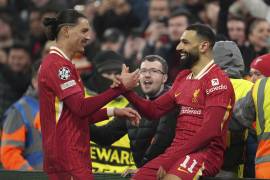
[8,48,31,73]
[66,17,91,54]
[227,19,246,45]
[176,30,200,69]
[250,68,265,83]
[139,60,167,97]
[168,15,189,42]
[249,20,270,50]
[149,0,170,22]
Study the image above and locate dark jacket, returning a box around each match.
[90,85,177,167]
[0,63,31,120]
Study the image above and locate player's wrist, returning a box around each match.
[107,107,115,117]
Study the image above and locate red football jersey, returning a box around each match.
[166,61,234,171]
[38,47,91,173]
[125,61,235,176]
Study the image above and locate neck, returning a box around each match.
[191,53,212,77]
[56,41,74,60]
[146,84,165,99]
[253,44,263,52]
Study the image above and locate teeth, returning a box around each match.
[144,80,152,84]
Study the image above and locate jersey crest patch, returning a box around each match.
[192,89,200,103]
[58,67,71,80]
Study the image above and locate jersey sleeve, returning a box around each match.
[46,61,81,100]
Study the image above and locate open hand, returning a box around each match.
[110,64,140,90]
[110,74,122,88]
[121,64,140,90]
[114,107,141,126]
[121,168,138,177]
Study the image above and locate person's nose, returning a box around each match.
[176,42,183,51]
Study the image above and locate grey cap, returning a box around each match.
[213,41,245,78]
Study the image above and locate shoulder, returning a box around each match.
[174,70,191,83]
[40,55,74,80]
[41,54,71,70]
[204,65,233,96]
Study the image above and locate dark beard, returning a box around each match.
[179,51,199,69]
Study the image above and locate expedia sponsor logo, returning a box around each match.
[180,106,202,115]
[206,84,227,95]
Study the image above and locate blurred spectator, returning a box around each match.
[31,0,51,8]
[80,0,97,23]
[0,48,7,64]
[227,17,246,46]
[1,61,42,171]
[0,0,7,7]
[213,41,253,178]
[148,0,170,23]
[100,28,124,53]
[234,77,270,179]
[8,43,31,73]
[203,0,220,30]
[0,15,14,49]
[84,50,125,93]
[179,0,205,23]
[123,28,146,70]
[243,18,270,75]
[128,0,148,25]
[28,8,46,60]
[143,9,192,83]
[93,0,140,39]
[240,0,270,23]
[0,42,32,121]
[143,0,170,42]
[243,53,270,178]
[250,53,270,83]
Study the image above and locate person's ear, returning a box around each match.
[62,26,69,38]
[162,74,168,83]
[199,41,210,53]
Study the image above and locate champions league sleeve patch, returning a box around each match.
[58,67,71,80]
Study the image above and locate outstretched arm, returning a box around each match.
[88,107,141,125]
[64,88,124,118]
[124,91,175,120]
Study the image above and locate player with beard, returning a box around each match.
[117,24,235,179]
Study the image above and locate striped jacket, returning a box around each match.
[0,86,43,170]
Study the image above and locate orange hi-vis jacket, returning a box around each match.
[0,87,42,170]
[252,78,270,179]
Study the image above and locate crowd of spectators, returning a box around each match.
[1,0,270,179]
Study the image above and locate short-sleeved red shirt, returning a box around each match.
[38,47,91,173]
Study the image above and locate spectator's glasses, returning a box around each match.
[140,68,165,75]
